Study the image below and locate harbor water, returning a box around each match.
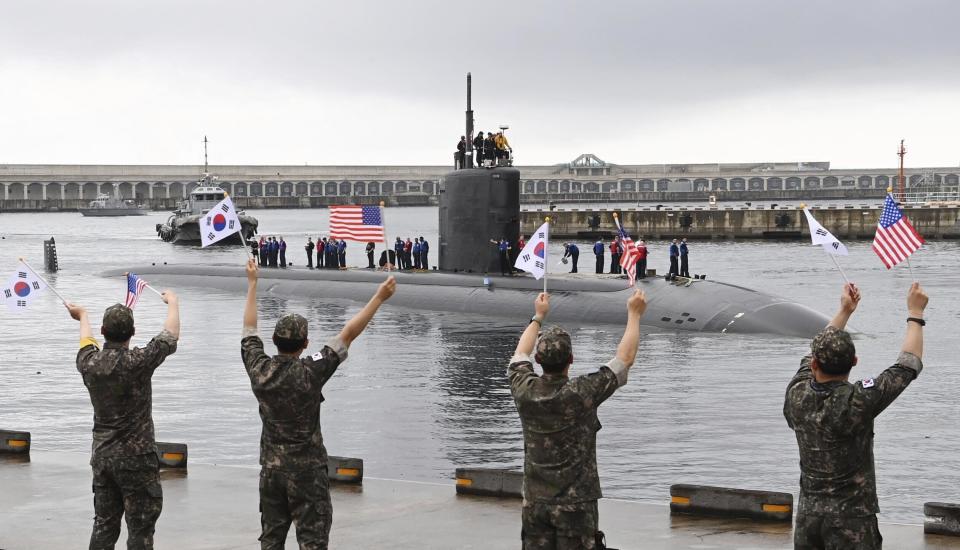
[0,207,957,523]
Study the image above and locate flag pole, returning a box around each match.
[224,193,252,261]
[905,256,916,280]
[123,272,164,298]
[543,216,550,294]
[828,254,851,285]
[18,257,69,305]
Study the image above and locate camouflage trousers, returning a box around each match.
[259,466,332,550]
[522,500,599,550]
[89,453,163,550]
[794,512,882,550]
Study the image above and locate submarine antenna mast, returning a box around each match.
[897,139,906,202]
[465,73,474,169]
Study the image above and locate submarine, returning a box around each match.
[108,74,830,338]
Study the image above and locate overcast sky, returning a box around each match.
[1,0,958,168]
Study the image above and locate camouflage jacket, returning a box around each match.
[76,330,178,461]
[784,352,923,517]
[241,331,348,471]
[508,353,628,504]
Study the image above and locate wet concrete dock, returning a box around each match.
[2,451,959,549]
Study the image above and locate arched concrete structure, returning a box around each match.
[585,181,600,193]
[250,182,263,196]
[235,182,248,197]
[823,176,839,188]
[946,174,959,185]
[325,182,337,195]
[602,181,618,193]
[265,182,278,196]
[117,182,134,199]
[134,182,150,199]
[548,180,559,193]
[875,175,889,189]
[804,176,821,189]
[64,182,81,200]
[767,177,783,190]
[655,179,670,192]
[310,182,323,196]
[693,178,708,191]
[368,181,381,195]
[571,181,582,193]
[730,178,745,191]
[396,181,408,193]
[748,177,764,191]
[639,179,655,191]
[711,178,727,190]
[27,183,44,200]
[786,177,801,190]
[280,182,294,196]
[422,181,434,194]
[858,175,872,188]
[339,181,351,195]
[841,177,855,187]
[621,179,636,192]
[559,180,571,193]
[353,181,365,195]
[535,180,546,193]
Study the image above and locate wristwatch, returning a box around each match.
[530,315,543,326]
[907,317,926,326]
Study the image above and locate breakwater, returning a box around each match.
[522,205,960,239]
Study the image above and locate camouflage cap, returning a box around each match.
[811,326,856,371]
[536,325,572,367]
[273,313,308,341]
[102,304,134,336]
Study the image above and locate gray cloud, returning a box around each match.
[1,0,958,166]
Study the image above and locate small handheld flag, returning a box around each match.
[872,194,924,269]
[802,208,848,256]
[124,273,150,309]
[613,214,640,287]
[3,261,50,312]
[200,195,243,247]
[514,221,549,280]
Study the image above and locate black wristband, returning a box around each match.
[907,317,926,326]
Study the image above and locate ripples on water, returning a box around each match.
[0,208,957,522]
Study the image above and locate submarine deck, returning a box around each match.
[3,451,957,549]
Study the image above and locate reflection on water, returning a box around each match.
[0,209,957,523]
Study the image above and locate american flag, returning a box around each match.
[872,194,925,269]
[329,205,385,242]
[125,273,148,309]
[615,220,640,286]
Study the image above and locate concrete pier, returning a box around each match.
[2,451,958,549]
[522,205,960,240]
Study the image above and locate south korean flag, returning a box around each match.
[514,221,549,280]
[803,207,848,256]
[2,262,47,312]
[200,195,243,247]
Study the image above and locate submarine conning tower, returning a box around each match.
[438,72,521,274]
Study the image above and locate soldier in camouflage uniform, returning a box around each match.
[241,258,396,549]
[784,282,928,549]
[67,292,181,550]
[508,290,647,549]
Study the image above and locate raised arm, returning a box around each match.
[902,282,928,359]
[65,303,93,342]
[243,258,258,333]
[514,293,549,357]
[827,283,860,331]
[161,290,180,339]
[337,276,396,346]
[615,290,646,368]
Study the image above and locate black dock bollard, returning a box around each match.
[43,237,59,272]
[925,502,960,536]
[327,456,363,484]
[454,468,522,498]
[0,429,31,454]
[155,442,188,469]
[670,484,793,522]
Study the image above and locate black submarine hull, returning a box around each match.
[106,265,830,338]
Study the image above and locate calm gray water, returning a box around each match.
[0,207,957,523]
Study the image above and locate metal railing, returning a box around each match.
[901,188,960,205]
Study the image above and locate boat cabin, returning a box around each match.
[180,186,228,215]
